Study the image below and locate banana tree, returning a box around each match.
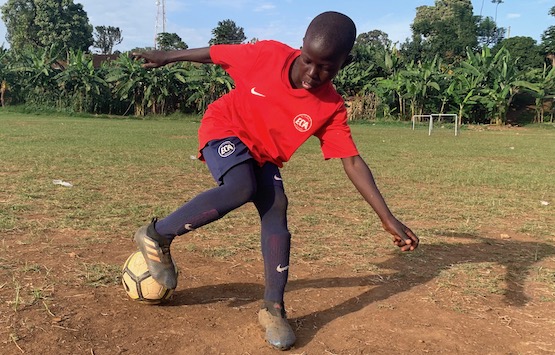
[333,59,375,98]
[372,47,407,119]
[374,71,407,119]
[143,63,189,115]
[479,48,538,125]
[0,47,12,106]
[12,45,63,106]
[400,58,441,119]
[525,63,555,123]
[436,68,454,116]
[446,60,484,124]
[183,64,233,113]
[55,49,108,112]
[106,54,151,116]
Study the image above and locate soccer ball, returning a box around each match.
[121,251,177,304]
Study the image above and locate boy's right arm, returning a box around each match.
[132,47,213,68]
[341,155,419,252]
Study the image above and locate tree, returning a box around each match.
[0,47,13,106]
[477,16,505,47]
[481,50,537,125]
[526,64,555,123]
[184,64,233,112]
[337,30,394,94]
[400,34,426,64]
[13,45,63,106]
[447,54,484,124]
[156,32,188,51]
[55,49,108,112]
[209,19,246,45]
[462,46,537,125]
[1,0,38,52]
[400,57,441,118]
[541,5,555,65]
[356,30,391,48]
[93,26,123,54]
[493,37,544,71]
[1,0,93,54]
[411,0,479,62]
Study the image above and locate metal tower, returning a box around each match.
[155,0,166,48]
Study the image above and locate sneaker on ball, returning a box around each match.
[258,301,296,350]
[133,219,177,290]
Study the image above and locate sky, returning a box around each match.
[0,0,553,52]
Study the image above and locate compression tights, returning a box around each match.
[154,160,291,304]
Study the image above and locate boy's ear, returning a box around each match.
[341,54,354,69]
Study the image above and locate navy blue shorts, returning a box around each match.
[202,137,283,187]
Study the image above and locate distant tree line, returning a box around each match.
[0,0,554,124]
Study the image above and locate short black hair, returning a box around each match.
[304,11,357,56]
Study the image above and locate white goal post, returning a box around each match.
[412,114,459,136]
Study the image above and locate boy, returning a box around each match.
[132,11,419,351]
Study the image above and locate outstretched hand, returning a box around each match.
[382,218,419,252]
[131,51,169,69]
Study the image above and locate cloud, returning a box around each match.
[254,4,277,12]
[506,13,521,19]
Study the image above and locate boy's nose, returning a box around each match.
[307,64,318,78]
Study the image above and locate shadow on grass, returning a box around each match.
[168,233,555,347]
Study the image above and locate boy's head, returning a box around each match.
[291,11,356,90]
[304,11,356,59]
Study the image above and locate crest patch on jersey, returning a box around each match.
[293,114,312,132]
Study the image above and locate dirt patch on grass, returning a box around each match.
[1,224,554,355]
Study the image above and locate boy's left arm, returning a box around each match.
[341,155,419,251]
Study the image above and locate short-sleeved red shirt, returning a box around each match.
[199,40,359,167]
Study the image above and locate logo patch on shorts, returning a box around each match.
[293,114,312,132]
[218,141,236,158]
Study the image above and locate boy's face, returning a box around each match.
[291,38,348,91]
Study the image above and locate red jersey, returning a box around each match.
[199,40,359,167]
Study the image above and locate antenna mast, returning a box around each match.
[155,0,166,49]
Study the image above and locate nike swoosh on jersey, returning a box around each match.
[250,87,266,97]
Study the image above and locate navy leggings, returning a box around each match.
[155,160,291,304]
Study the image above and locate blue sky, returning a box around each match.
[0,0,552,51]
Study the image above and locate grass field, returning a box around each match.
[1,111,554,354]
[2,112,553,243]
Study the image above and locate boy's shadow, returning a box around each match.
[169,233,555,347]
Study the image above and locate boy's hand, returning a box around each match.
[131,51,169,68]
[382,218,419,252]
